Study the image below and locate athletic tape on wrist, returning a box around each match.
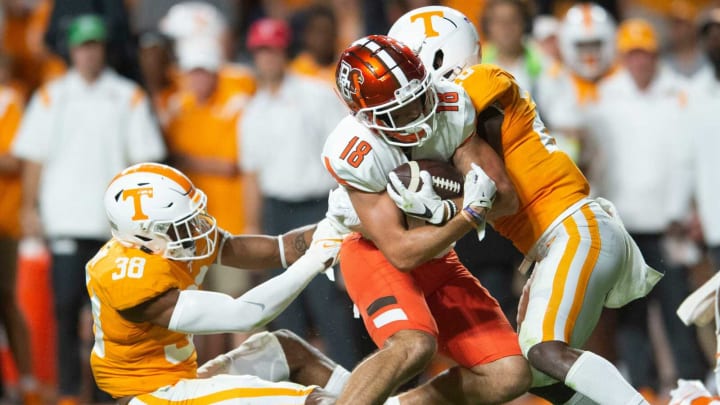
[463,206,486,226]
[277,235,288,269]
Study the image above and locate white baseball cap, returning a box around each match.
[175,37,223,72]
[160,2,226,40]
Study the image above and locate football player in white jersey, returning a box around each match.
[322,35,531,405]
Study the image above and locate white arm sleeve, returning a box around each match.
[168,252,325,334]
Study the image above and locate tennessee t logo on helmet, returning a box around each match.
[409,10,444,37]
[122,187,154,220]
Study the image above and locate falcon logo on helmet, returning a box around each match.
[335,35,438,147]
[337,60,364,101]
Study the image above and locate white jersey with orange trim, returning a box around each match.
[86,235,222,398]
[321,79,476,192]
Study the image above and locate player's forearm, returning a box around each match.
[487,185,519,221]
[0,154,21,174]
[169,252,325,333]
[20,160,41,210]
[379,215,473,272]
[220,225,315,269]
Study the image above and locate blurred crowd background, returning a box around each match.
[1,0,720,404]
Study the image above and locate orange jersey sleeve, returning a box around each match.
[86,240,219,397]
[456,65,590,253]
[0,87,24,237]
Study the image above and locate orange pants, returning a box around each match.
[340,233,521,368]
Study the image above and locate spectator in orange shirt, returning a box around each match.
[162,39,255,363]
[164,36,252,238]
[0,82,39,405]
[1,0,65,96]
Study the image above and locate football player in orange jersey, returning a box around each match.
[86,162,351,405]
[389,6,661,405]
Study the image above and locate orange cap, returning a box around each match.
[617,19,658,53]
[669,0,698,22]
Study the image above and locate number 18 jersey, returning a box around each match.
[322,80,476,193]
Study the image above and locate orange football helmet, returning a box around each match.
[335,35,438,147]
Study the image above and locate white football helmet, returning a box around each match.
[388,6,480,81]
[104,163,217,261]
[559,3,617,80]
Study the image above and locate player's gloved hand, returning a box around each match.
[197,352,232,378]
[197,332,289,380]
[387,170,447,225]
[308,217,347,271]
[461,163,496,241]
[326,187,359,233]
[669,379,716,405]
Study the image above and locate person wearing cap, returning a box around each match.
[161,34,257,364]
[11,14,166,405]
[240,18,365,370]
[587,18,708,396]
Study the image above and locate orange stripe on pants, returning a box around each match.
[563,205,601,341]
[542,215,580,341]
[135,386,316,405]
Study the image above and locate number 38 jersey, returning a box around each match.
[85,235,221,398]
[322,80,476,193]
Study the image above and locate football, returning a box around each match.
[390,160,463,199]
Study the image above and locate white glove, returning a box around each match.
[462,163,496,240]
[387,170,447,225]
[309,217,347,269]
[197,331,289,380]
[326,187,359,232]
[669,379,716,405]
[197,353,231,378]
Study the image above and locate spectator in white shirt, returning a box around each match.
[588,18,707,393]
[688,8,720,269]
[12,15,165,404]
[239,18,367,370]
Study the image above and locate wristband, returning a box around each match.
[460,208,476,225]
[443,200,458,223]
[463,206,486,226]
[277,235,288,269]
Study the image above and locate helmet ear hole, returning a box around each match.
[433,50,444,70]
